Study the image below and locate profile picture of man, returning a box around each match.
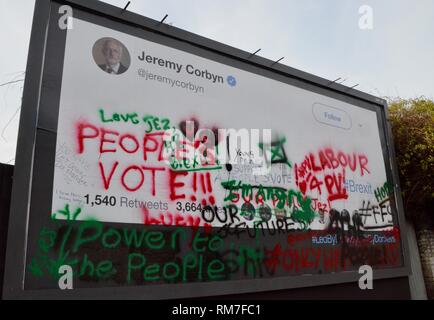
[93,37,130,75]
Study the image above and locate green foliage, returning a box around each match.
[388,97,434,226]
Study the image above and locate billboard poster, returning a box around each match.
[54,18,394,229]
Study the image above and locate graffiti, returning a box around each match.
[178,118,220,146]
[218,245,268,278]
[166,126,221,172]
[142,115,171,133]
[76,120,220,206]
[29,205,84,279]
[55,142,89,186]
[328,209,363,237]
[142,207,212,233]
[174,120,275,173]
[169,170,216,205]
[264,244,323,273]
[341,241,400,268]
[31,202,402,288]
[41,13,406,295]
[221,180,286,208]
[173,118,222,172]
[262,172,291,184]
[297,148,370,176]
[169,154,221,172]
[98,109,172,133]
[217,218,298,240]
[233,149,256,165]
[44,109,403,290]
[99,109,140,125]
[220,180,317,229]
[77,122,168,161]
[264,237,401,274]
[127,252,224,282]
[51,204,82,221]
[99,162,166,194]
[374,181,393,203]
[201,204,239,224]
[214,164,292,187]
[310,198,330,223]
[358,199,393,230]
[295,148,370,202]
[30,206,239,283]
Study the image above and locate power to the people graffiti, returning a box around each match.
[3,0,409,299]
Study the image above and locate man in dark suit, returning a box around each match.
[98,38,128,75]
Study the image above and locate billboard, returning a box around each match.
[3,0,410,299]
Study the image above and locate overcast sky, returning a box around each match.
[0,0,433,164]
